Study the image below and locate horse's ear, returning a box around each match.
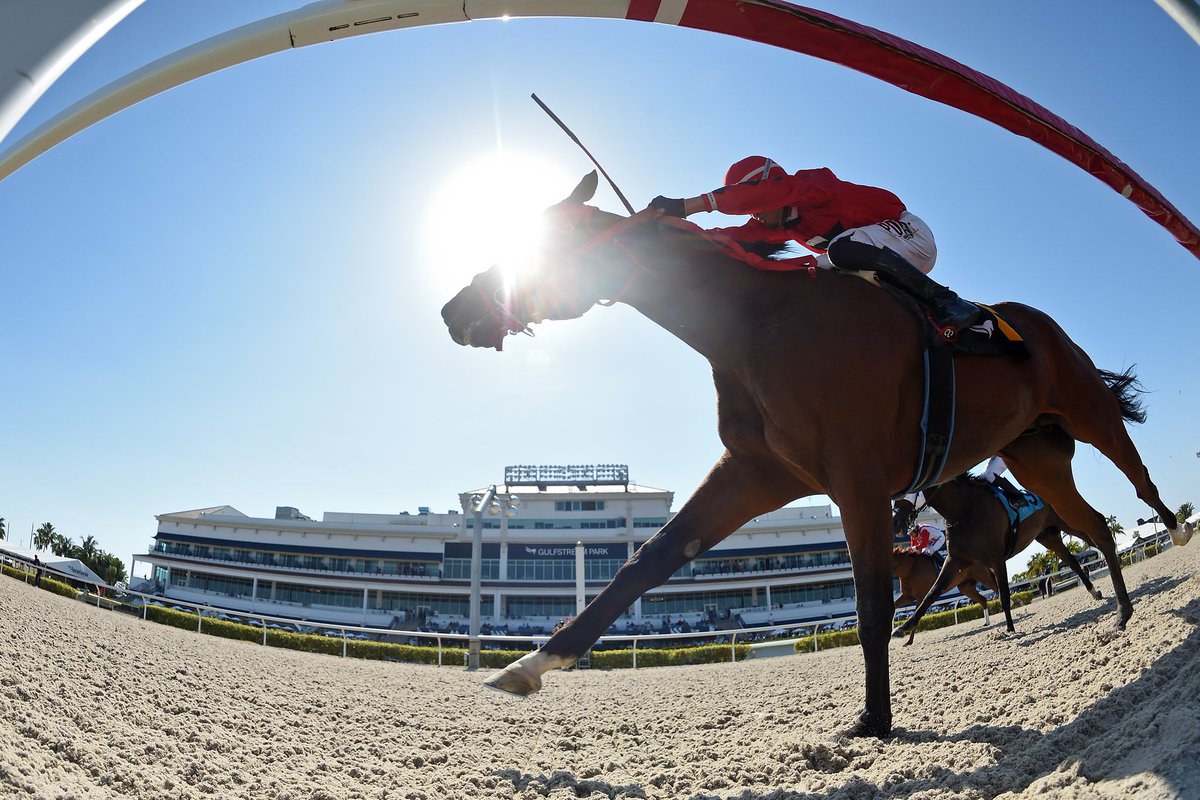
[566,171,598,205]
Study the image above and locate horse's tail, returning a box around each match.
[1097,366,1147,425]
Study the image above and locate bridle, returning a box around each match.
[477,205,665,342]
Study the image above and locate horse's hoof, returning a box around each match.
[1170,521,1194,547]
[483,663,542,697]
[1091,589,1104,601]
[890,626,907,639]
[843,711,891,739]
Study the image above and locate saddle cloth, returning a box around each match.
[989,486,1045,529]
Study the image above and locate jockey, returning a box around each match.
[981,455,1029,509]
[910,522,948,570]
[648,156,982,335]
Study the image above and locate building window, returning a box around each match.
[554,500,605,512]
[442,558,499,580]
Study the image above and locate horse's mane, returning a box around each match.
[739,241,795,259]
[951,471,990,489]
[893,546,924,556]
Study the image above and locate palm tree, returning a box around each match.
[0,517,6,540]
[1178,502,1196,523]
[1105,514,1125,541]
[49,532,75,557]
[77,535,99,566]
[32,522,55,551]
[1023,550,1059,578]
[98,553,127,586]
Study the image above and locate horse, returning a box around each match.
[891,476,1110,641]
[891,546,993,646]
[440,171,1193,738]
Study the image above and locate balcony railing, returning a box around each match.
[147,545,440,581]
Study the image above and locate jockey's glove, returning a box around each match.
[648,196,687,217]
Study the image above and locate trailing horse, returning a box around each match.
[892,477,1110,642]
[891,546,993,646]
[440,172,1193,738]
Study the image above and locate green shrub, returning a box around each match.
[590,643,751,669]
[2,563,84,599]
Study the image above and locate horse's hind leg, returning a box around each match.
[484,453,806,695]
[1001,430,1134,627]
[957,577,991,625]
[1037,527,1102,601]
[1054,367,1191,546]
[989,560,1016,632]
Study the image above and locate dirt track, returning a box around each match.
[1,540,1197,799]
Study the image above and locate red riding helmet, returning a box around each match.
[725,155,786,186]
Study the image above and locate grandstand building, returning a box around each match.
[134,464,936,635]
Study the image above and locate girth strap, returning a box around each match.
[899,345,956,497]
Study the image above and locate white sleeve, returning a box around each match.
[929,527,946,551]
[981,456,1007,482]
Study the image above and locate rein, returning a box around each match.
[487,204,819,341]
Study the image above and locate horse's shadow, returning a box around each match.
[880,595,1200,800]
[915,575,1188,651]
[489,595,1199,800]
[1010,574,1188,648]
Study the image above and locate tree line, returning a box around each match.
[1,519,128,586]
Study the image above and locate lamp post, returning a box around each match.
[467,486,519,671]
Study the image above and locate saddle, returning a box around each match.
[865,276,1028,358]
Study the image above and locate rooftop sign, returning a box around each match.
[504,464,629,487]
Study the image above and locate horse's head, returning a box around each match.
[441,171,627,350]
[892,498,918,535]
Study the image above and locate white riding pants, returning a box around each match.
[815,211,937,273]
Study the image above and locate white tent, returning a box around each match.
[0,542,105,585]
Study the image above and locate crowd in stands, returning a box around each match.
[691,551,851,577]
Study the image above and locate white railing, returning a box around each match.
[14,531,1176,670]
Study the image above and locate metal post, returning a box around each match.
[468,486,496,671]
[575,541,585,616]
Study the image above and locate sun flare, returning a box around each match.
[423,152,574,296]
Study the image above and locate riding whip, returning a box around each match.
[531,93,636,216]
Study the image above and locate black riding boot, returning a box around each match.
[990,475,1028,508]
[829,240,982,333]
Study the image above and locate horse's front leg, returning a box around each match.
[838,485,900,739]
[484,454,805,696]
[896,556,965,646]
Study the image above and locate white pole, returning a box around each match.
[575,541,585,616]
[468,486,496,671]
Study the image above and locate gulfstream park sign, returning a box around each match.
[520,545,624,559]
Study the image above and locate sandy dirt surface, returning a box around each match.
[2,541,1197,800]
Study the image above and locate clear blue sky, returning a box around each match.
[1,1,1197,578]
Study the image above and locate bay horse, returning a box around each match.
[891,546,993,646]
[891,476,1110,642]
[440,172,1193,738]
